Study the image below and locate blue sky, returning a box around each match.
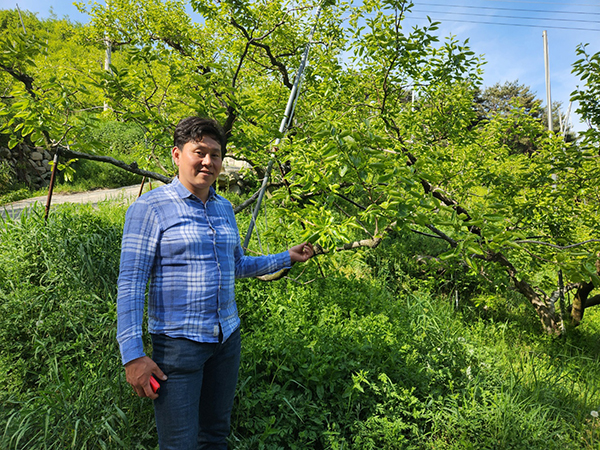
[2,0,598,133]
[401,1,600,133]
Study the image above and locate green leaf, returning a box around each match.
[8,137,19,149]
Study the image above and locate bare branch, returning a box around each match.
[58,146,172,184]
[410,228,443,240]
[335,192,367,211]
[425,224,458,247]
[233,188,262,214]
[586,294,600,308]
[230,17,293,89]
[232,182,284,214]
[53,125,75,147]
[514,239,600,250]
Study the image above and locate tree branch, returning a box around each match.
[58,147,172,184]
[312,222,398,256]
[409,228,444,240]
[514,239,600,249]
[425,224,458,247]
[0,63,36,99]
[586,294,600,309]
[233,187,262,214]
[230,17,293,89]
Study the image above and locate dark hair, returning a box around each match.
[173,117,226,157]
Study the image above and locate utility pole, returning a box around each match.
[103,0,112,111]
[544,30,566,334]
[103,36,111,111]
[543,30,553,132]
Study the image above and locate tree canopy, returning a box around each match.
[1,0,599,335]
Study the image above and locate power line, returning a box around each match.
[407,15,600,32]
[479,0,600,7]
[414,2,600,16]
[411,9,600,25]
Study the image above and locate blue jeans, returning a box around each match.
[151,328,241,450]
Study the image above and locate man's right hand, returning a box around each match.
[124,356,167,400]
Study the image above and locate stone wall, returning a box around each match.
[0,144,53,189]
[0,146,253,193]
[217,157,253,195]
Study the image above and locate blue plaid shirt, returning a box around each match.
[117,177,291,365]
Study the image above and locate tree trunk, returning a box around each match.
[486,250,561,334]
[587,294,600,308]
[572,255,600,326]
[514,278,561,335]
[571,282,594,326]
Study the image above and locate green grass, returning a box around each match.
[0,199,599,449]
[1,119,151,207]
[0,159,144,207]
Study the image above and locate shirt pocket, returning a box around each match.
[209,215,238,255]
[160,235,187,258]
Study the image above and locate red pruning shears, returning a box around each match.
[150,375,161,393]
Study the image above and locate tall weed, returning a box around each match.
[0,203,155,449]
[0,201,598,449]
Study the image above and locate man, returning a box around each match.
[117,117,314,449]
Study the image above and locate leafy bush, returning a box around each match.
[88,121,146,157]
[0,160,15,195]
[68,159,143,190]
[363,228,486,299]
[0,203,155,449]
[0,201,598,449]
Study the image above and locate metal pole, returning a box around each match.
[558,269,566,334]
[104,36,112,111]
[16,3,27,34]
[276,6,322,140]
[561,101,572,135]
[243,158,275,249]
[543,30,552,132]
[243,5,323,249]
[44,149,60,222]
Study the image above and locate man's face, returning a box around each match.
[172,135,222,200]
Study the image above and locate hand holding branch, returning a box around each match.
[289,242,314,264]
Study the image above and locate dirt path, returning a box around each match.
[1,184,154,219]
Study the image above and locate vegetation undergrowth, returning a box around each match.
[0,199,599,449]
[0,120,145,207]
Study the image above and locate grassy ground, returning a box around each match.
[0,198,598,449]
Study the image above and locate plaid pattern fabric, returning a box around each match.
[117,177,290,365]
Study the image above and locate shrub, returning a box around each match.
[0,201,598,449]
[0,203,155,449]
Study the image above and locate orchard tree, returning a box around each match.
[572,43,600,149]
[569,43,600,323]
[1,0,599,334]
[0,10,104,149]
[473,81,575,155]
[474,81,542,120]
[0,8,173,182]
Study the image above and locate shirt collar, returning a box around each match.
[171,176,217,202]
